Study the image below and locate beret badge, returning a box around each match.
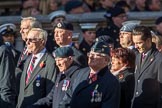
[57,23,62,27]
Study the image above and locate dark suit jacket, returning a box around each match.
[16,51,57,108]
[70,67,120,108]
[131,45,162,108]
[0,45,16,108]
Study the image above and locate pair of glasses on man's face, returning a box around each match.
[25,38,42,43]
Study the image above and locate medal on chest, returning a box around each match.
[36,75,41,87]
[62,80,70,91]
[91,84,102,103]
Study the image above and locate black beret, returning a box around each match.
[155,16,162,25]
[55,21,73,31]
[65,1,83,13]
[91,41,110,55]
[53,46,74,58]
[104,7,125,18]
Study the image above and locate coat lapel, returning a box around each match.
[138,48,157,78]
[138,54,155,78]
[25,52,48,88]
[74,69,90,94]
[22,55,32,89]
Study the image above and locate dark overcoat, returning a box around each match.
[70,67,120,108]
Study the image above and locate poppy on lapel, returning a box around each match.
[39,61,45,68]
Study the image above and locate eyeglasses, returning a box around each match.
[25,38,42,43]
[87,52,107,58]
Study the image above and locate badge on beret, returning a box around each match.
[57,23,62,27]
[7,25,11,31]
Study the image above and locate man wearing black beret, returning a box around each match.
[28,46,83,108]
[54,21,88,67]
[70,41,120,108]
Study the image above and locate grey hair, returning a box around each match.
[21,17,42,28]
[29,28,48,44]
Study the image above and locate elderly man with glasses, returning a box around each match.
[17,28,57,108]
[70,40,120,108]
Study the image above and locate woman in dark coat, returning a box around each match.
[110,48,135,108]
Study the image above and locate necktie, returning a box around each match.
[18,46,27,66]
[89,72,97,83]
[26,56,37,84]
[142,53,146,62]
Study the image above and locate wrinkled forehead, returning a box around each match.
[54,28,72,34]
[21,20,30,28]
[28,30,39,38]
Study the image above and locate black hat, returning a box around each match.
[155,16,162,25]
[0,23,16,36]
[65,1,83,13]
[91,41,110,55]
[104,7,125,18]
[55,21,73,31]
[53,46,74,58]
[120,20,141,32]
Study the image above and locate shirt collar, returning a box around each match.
[32,48,46,58]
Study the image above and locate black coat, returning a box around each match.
[79,39,93,56]
[131,45,162,108]
[0,45,16,108]
[70,67,120,108]
[104,22,121,48]
[116,68,135,108]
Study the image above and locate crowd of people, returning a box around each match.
[0,0,162,108]
[0,0,162,16]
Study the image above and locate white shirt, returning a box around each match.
[27,48,46,72]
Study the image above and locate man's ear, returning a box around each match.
[67,31,72,39]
